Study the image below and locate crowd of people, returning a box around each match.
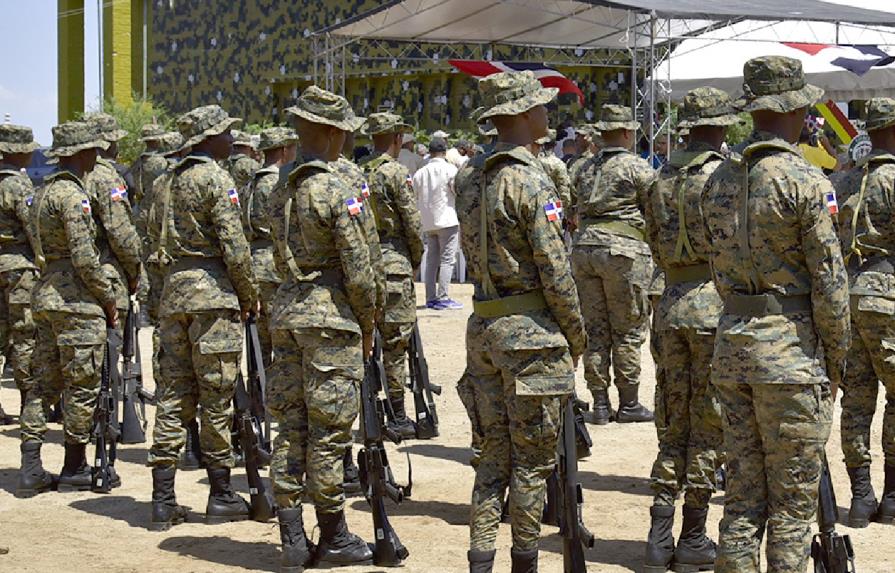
[0,52,892,573]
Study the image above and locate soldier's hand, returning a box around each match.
[572,354,581,369]
[104,302,119,328]
[127,276,139,295]
[241,301,260,322]
[362,331,374,358]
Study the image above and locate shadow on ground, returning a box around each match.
[158,536,279,572]
[69,495,203,529]
[349,497,470,526]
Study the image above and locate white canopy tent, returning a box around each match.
[654,19,895,102]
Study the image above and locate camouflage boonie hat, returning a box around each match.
[286,86,365,132]
[84,112,128,142]
[159,132,184,156]
[864,97,895,132]
[0,124,40,154]
[535,128,557,145]
[363,112,413,136]
[595,105,640,131]
[177,105,242,148]
[232,130,257,149]
[45,120,109,158]
[677,87,740,129]
[259,126,298,151]
[140,123,166,142]
[735,56,824,113]
[476,71,558,124]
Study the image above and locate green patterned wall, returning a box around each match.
[148,1,633,131]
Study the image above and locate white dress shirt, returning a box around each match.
[398,148,423,176]
[412,156,459,232]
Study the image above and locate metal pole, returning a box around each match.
[648,13,656,163]
[143,0,148,100]
[98,0,104,110]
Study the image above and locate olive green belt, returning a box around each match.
[171,255,224,272]
[724,293,811,317]
[665,263,712,285]
[473,289,547,319]
[580,219,645,242]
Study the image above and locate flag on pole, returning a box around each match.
[448,60,585,105]
[784,43,895,76]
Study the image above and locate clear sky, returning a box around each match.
[0,0,892,146]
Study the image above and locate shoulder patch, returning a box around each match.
[81,198,91,214]
[345,196,363,216]
[227,188,240,206]
[825,189,838,215]
[110,185,128,202]
[25,195,33,207]
[360,181,370,199]
[544,200,564,222]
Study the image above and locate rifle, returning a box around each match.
[245,315,271,453]
[120,296,154,444]
[357,340,411,566]
[92,328,122,493]
[543,395,592,526]
[233,316,276,522]
[558,398,595,572]
[812,455,857,573]
[407,323,441,439]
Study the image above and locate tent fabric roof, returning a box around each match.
[321,0,895,49]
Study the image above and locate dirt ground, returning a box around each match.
[0,282,891,572]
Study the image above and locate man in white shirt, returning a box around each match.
[397,132,423,175]
[412,137,462,310]
[445,139,471,170]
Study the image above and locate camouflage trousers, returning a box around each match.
[380,321,413,400]
[148,310,242,469]
[715,381,832,573]
[650,325,722,508]
[570,245,650,397]
[20,311,106,445]
[649,295,666,442]
[465,331,567,551]
[457,370,483,468]
[0,268,36,394]
[268,327,361,513]
[841,297,895,468]
[255,280,279,369]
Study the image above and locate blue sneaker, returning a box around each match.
[426,299,446,310]
[441,298,464,310]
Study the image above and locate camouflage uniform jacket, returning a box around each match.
[157,153,257,316]
[269,158,376,335]
[331,155,385,315]
[835,149,895,298]
[571,146,656,254]
[134,152,170,234]
[29,170,115,316]
[455,143,587,362]
[242,164,283,285]
[537,152,572,209]
[362,153,424,275]
[0,164,37,273]
[644,141,723,330]
[227,153,260,190]
[567,150,593,206]
[702,130,850,384]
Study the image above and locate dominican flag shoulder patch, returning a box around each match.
[360,182,370,199]
[110,185,127,202]
[81,198,91,214]
[826,191,838,215]
[346,197,363,216]
[227,188,239,206]
[405,175,414,189]
[544,200,563,222]
[25,195,33,207]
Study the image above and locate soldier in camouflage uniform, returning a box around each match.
[241,127,297,365]
[361,112,424,440]
[147,105,259,530]
[0,125,39,425]
[227,130,261,191]
[567,125,600,191]
[642,87,738,572]
[16,121,118,497]
[702,56,849,573]
[456,71,587,573]
[83,113,143,319]
[131,124,169,210]
[267,86,375,570]
[834,97,895,527]
[534,129,573,212]
[571,104,656,425]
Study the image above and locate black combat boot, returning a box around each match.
[342,446,361,496]
[673,505,716,572]
[846,466,878,527]
[616,386,655,423]
[878,464,895,524]
[510,547,539,573]
[47,399,63,424]
[644,505,675,573]
[314,510,373,566]
[468,549,497,573]
[584,389,612,425]
[179,419,204,470]
[205,467,250,524]
[149,466,188,531]
[278,507,315,572]
[57,442,92,492]
[15,441,56,498]
[387,396,417,440]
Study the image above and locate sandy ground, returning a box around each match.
[0,282,891,572]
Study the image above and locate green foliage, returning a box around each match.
[725,113,754,146]
[83,95,174,166]
[242,121,280,135]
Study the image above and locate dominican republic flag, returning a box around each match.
[544,200,564,222]
[360,182,370,199]
[449,60,585,105]
[110,185,127,202]
[826,191,838,216]
[227,188,239,206]
[346,197,363,216]
[81,198,91,214]
[784,43,895,76]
